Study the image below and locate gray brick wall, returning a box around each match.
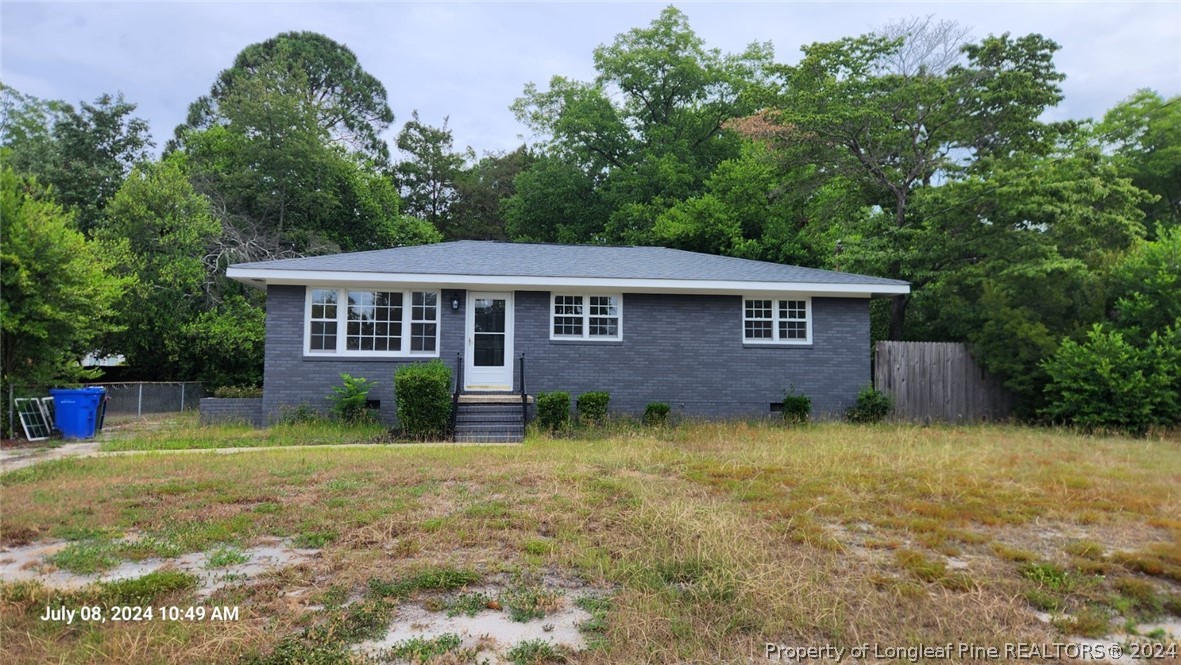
[261,285,870,423]
[199,397,264,427]
[261,285,465,424]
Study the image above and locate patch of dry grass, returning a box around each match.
[1,421,1178,663]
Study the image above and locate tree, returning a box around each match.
[1107,226,1181,344]
[179,59,434,262]
[394,111,471,236]
[450,146,535,240]
[172,31,394,164]
[0,166,127,391]
[652,140,843,266]
[508,6,772,243]
[1099,90,1181,237]
[748,21,1067,338]
[0,86,153,235]
[503,155,609,243]
[94,155,220,378]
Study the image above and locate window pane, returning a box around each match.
[411,323,437,352]
[474,298,505,333]
[780,320,807,339]
[745,320,772,339]
[553,316,583,336]
[781,300,806,320]
[346,290,402,352]
[589,317,618,337]
[553,295,583,316]
[745,299,772,320]
[474,333,504,366]
[590,296,617,316]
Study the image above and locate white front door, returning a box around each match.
[465,292,513,390]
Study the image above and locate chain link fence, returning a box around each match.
[5,382,206,438]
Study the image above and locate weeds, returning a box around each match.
[380,633,464,662]
[506,639,567,664]
[207,546,250,568]
[445,592,492,617]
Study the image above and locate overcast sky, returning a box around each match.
[3,1,1179,159]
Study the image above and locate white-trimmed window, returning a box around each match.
[305,287,440,356]
[743,297,811,344]
[551,294,622,341]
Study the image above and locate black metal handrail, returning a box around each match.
[451,352,463,434]
[519,353,528,425]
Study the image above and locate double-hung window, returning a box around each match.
[551,294,622,341]
[743,297,811,344]
[306,287,440,356]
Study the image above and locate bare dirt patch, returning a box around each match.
[0,535,319,597]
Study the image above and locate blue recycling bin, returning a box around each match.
[49,387,107,439]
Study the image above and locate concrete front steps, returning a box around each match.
[453,395,531,443]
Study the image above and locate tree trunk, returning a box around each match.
[888,294,909,341]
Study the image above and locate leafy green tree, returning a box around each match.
[179,295,266,388]
[0,84,66,176]
[94,155,221,377]
[172,31,394,164]
[503,155,609,243]
[652,140,842,266]
[0,166,127,391]
[450,146,535,240]
[508,6,772,243]
[750,22,1067,339]
[1,86,152,235]
[1099,90,1181,236]
[1107,226,1181,344]
[394,111,472,235]
[179,59,434,261]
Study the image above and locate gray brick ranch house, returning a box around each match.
[225,241,908,437]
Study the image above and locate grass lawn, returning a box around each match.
[2,420,1180,663]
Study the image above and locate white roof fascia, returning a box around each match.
[227,267,910,296]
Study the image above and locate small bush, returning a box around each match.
[327,373,375,424]
[643,402,670,427]
[394,360,452,439]
[782,387,811,424]
[536,392,570,432]
[212,385,263,398]
[577,391,610,424]
[846,385,891,423]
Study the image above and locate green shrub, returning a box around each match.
[1041,324,1178,434]
[643,402,671,427]
[782,387,811,424]
[394,360,452,439]
[846,385,891,423]
[213,385,262,398]
[327,373,375,424]
[577,391,610,424]
[536,392,570,432]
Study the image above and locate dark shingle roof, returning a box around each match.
[230,240,907,287]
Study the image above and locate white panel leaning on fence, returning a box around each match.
[873,341,1013,423]
[7,382,205,437]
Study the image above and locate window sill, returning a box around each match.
[548,339,625,346]
[301,354,440,362]
[742,342,814,350]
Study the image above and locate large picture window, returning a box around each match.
[306,287,439,356]
[743,297,811,344]
[550,294,621,341]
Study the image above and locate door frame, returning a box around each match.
[464,291,514,391]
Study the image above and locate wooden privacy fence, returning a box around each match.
[873,341,1013,422]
